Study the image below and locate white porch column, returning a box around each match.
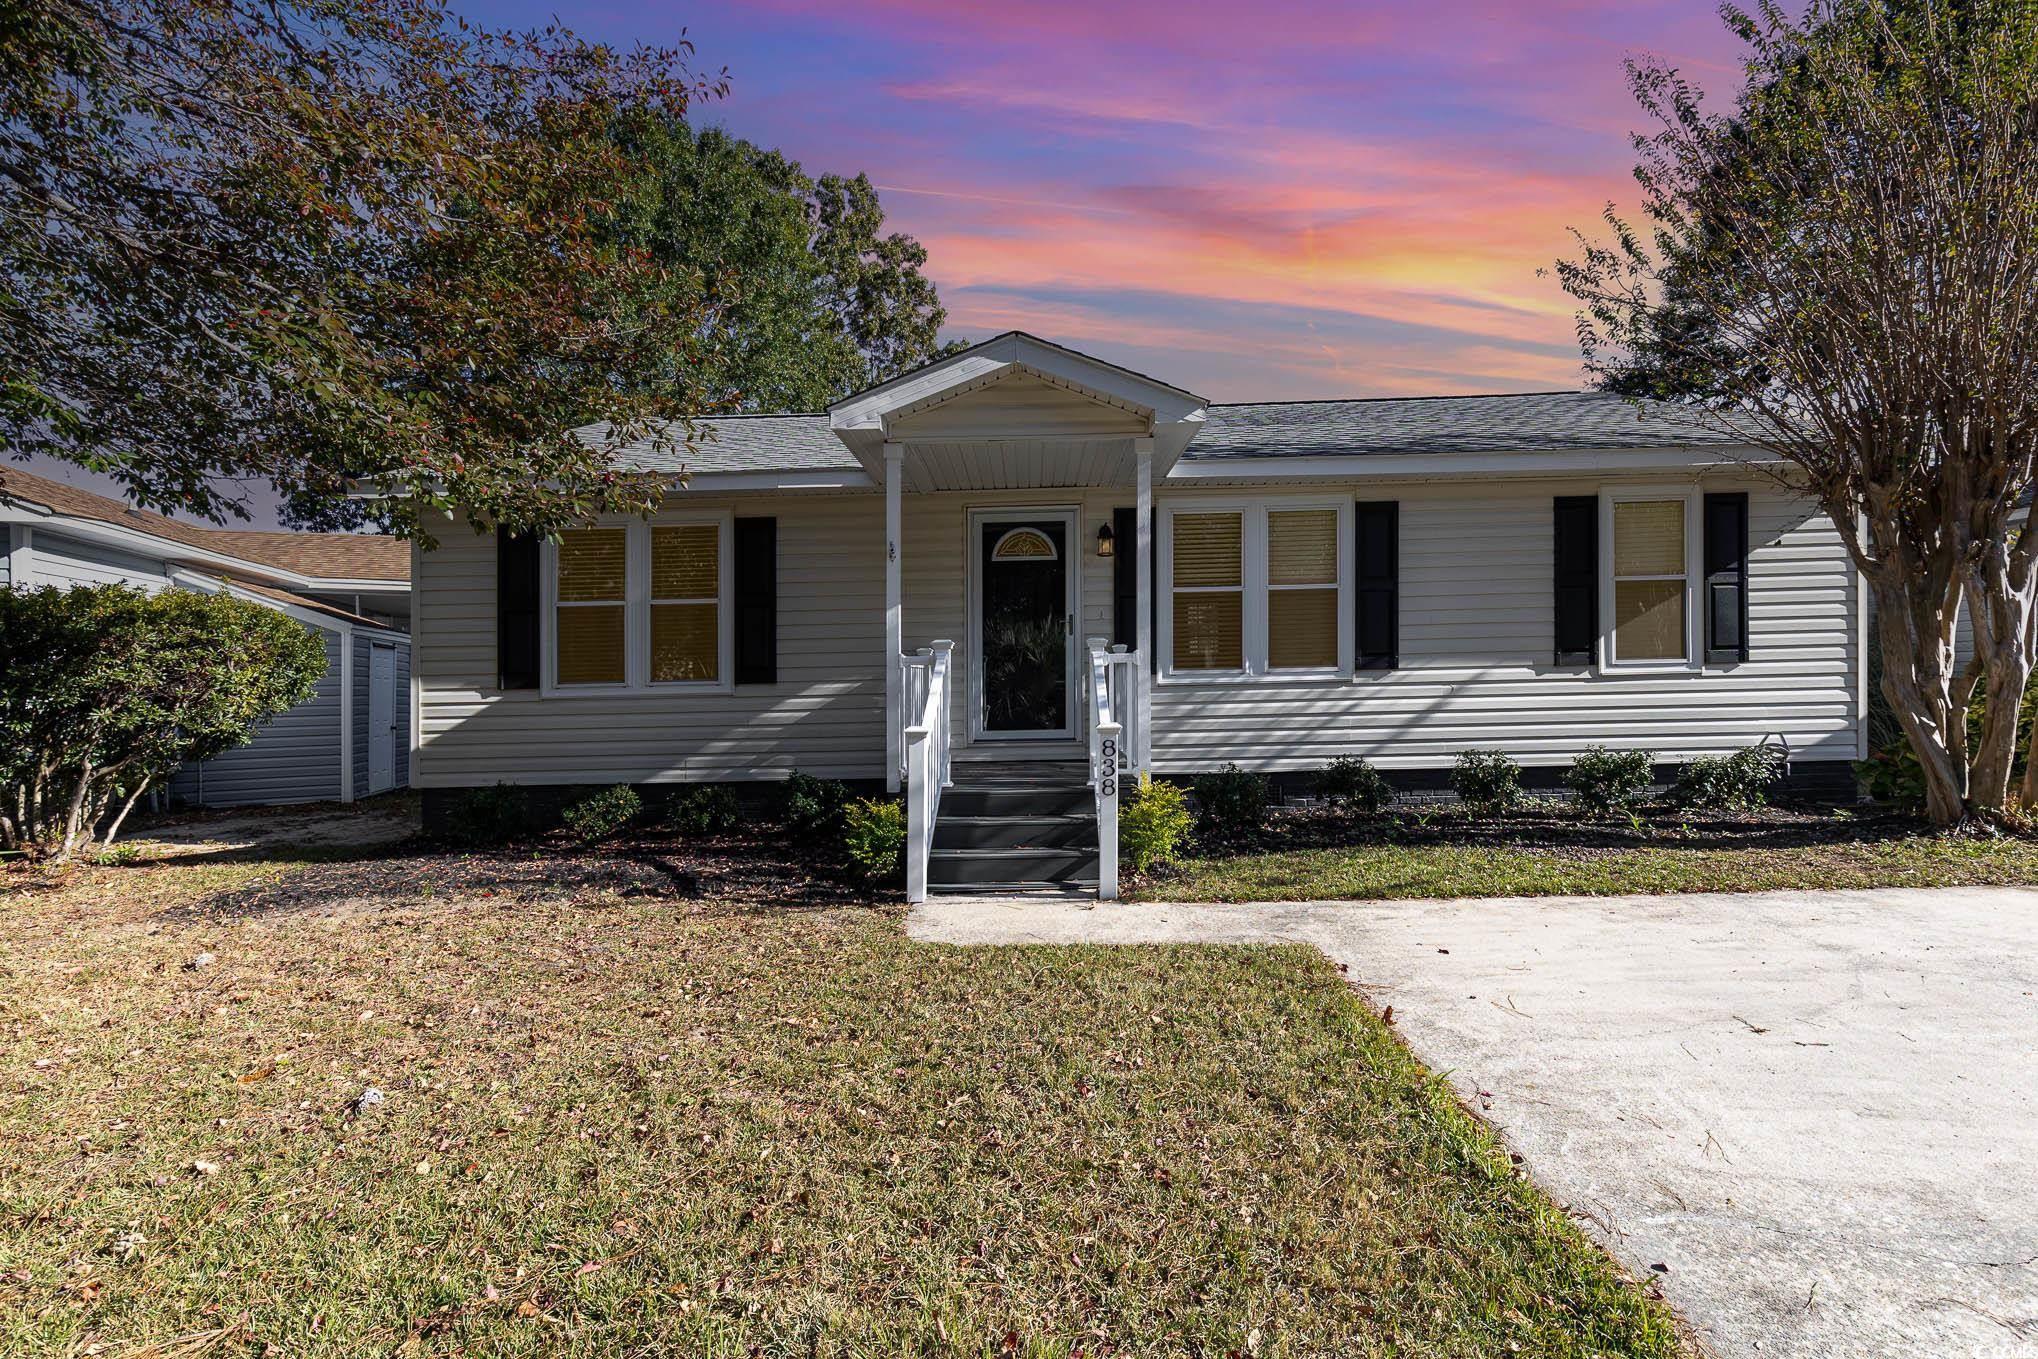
[1133,436,1154,775]
[884,442,904,793]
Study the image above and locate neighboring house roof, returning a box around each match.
[571,415,858,476]
[0,467,409,583]
[578,390,1737,477]
[227,577,400,632]
[1187,391,1737,460]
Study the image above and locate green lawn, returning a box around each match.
[0,839,1685,1358]
[1144,812,2038,903]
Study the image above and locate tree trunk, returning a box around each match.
[1865,571,1969,825]
[55,757,95,863]
[100,778,151,849]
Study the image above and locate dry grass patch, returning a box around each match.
[2,841,1684,1357]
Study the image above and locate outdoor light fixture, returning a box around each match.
[1096,522,1116,558]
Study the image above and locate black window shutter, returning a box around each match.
[734,517,778,684]
[1552,496,1598,666]
[497,528,541,691]
[1354,500,1399,670]
[1703,492,1750,664]
[1112,507,1137,649]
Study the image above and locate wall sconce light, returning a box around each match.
[1096,522,1116,558]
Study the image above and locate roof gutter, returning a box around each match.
[1163,444,1781,481]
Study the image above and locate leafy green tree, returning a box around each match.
[2,0,728,539]
[1555,0,2038,824]
[0,586,329,861]
[607,123,961,412]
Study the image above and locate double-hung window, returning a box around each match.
[1603,490,1699,667]
[650,525,720,683]
[1163,501,1350,678]
[554,528,628,686]
[1171,511,1245,672]
[545,515,731,692]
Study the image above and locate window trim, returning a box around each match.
[540,512,734,696]
[1599,486,1702,672]
[1158,498,1353,683]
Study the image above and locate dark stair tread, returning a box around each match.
[927,881,1100,895]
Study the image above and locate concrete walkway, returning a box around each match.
[910,886,2038,1358]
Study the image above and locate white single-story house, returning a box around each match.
[407,332,1865,898]
[1,468,413,807]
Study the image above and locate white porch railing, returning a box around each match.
[900,640,955,902]
[1085,637,1143,902]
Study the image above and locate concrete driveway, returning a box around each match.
[910,886,2038,1358]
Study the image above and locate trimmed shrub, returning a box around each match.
[1451,750,1523,816]
[778,769,851,839]
[1318,755,1392,814]
[1,583,326,861]
[842,797,906,884]
[446,783,532,847]
[1193,763,1269,843]
[1119,773,1193,874]
[1677,745,1786,811]
[562,784,641,842]
[1564,746,1655,818]
[666,785,740,836]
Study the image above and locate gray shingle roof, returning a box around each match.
[575,414,850,475]
[1188,391,1736,459]
[581,391,1737,475]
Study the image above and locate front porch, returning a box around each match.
[827,335,1210,901]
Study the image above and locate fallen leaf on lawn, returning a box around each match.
[190,1160,220,1177]
[238,1066,274,1084]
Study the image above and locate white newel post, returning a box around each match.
[1133,437,1153,776]
[884,442,903,793]
[1088,637,1122,902]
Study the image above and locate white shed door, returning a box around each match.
[368,643,396,795]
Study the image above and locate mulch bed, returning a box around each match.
[192,830,872,921]
[1195,799,1949,860]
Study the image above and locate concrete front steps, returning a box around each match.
[928,762,1098,893]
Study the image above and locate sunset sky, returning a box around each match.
[20,2,1757,522]
[483,0,1752,401]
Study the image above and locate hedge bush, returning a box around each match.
[778,769,851,839]
[1317,755,1392,814]
[562,784,641,842]
[1,583,326,861]
[1450,750,1523,816]
[843,797,906,884]
[1119,774,1193,873]
[666,785,741,835]
[1193,764,1268,843]
[1564,746,1654,818]
[1677,745,1786,810]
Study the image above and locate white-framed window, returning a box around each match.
[1160,499,1352,680]
[1600,487,1700,669]
[543,514,733,693]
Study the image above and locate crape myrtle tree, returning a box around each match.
[1,0,729,539]
[1555,0,2038,825]
[0,586,328,863]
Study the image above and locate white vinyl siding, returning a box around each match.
[1147,476,1859,773]
[412,474,1860,787]
[22,532,174,591]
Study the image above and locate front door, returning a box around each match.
[973,511,1077,740]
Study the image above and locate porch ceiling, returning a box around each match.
[896,437,1143,493]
